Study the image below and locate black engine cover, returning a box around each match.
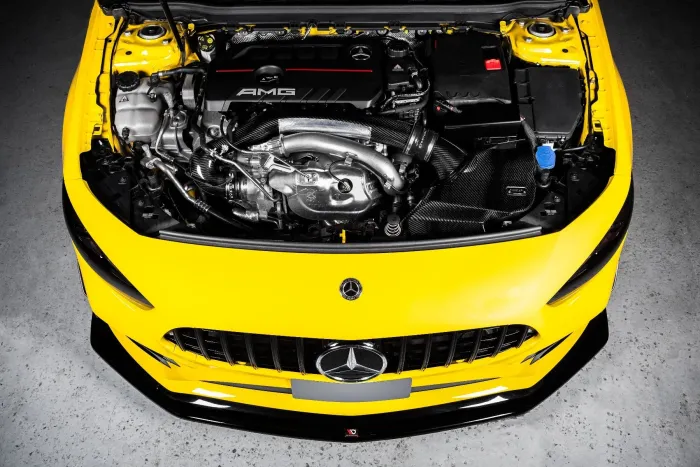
[205,41,384,112]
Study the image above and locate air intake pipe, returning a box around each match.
[230,115,465,180]
[279,132,405,194]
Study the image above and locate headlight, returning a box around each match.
[549,181,634,304]
[62,184,152,307]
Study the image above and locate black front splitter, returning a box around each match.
[91,310,608,442]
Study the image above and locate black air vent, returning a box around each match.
[164,325,537,374]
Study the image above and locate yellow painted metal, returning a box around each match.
[63,0,632,416]
[113,21,197,75]
[62,3,120,166]
[502,17,587,69]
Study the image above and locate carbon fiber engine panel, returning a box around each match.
[407,147,536,236]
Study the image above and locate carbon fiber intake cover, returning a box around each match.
[407,147,536,236]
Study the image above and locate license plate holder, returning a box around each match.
[291,378,412,402]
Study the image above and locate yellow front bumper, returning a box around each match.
[74,181,625,418]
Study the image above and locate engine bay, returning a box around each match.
[81,17,614,245]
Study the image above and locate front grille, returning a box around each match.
[163,325,537,374]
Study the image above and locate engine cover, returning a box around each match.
[204,41,384,112]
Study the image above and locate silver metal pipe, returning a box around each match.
[279,132,404,193]
[154,111,171,160]
[278,118,372,141]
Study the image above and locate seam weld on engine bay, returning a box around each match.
[81,15,615,246]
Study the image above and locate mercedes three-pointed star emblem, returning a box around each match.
[340,278,362,301]
[315,344,388,382]
[350,45,372,61]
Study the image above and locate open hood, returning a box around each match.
[98,0,591,25]
[78,0,615,253]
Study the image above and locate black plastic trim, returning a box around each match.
[521,334,570,365]
[128,338,179,368]
[204,377,500,395]
[76,260,87,296]
[411,378,499,393]
[203,381,293,394]
[158,226,541,254]
[90,309,608,441]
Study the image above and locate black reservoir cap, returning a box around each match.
[116,71,140,92]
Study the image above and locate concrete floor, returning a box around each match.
[1,0,699,465]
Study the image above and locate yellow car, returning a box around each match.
[63,0,632,440]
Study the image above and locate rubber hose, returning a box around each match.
[152,158,252,231]
[155,66,206,79]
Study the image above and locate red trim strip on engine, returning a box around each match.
[285,68,373,73]
[215,68,373,74]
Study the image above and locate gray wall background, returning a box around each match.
[1,1,699,466]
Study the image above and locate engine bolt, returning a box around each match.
[337,179,353,194]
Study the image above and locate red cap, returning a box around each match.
[484,58,502,71]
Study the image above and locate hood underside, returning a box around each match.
[99,0,591,25]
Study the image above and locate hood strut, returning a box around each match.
[159,0,185,65]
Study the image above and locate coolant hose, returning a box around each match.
[151,158,253,231]
[152,65,206,81]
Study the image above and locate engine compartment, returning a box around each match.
[82,19,614,245]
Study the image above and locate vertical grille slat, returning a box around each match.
[445,332,458,367]
[491,326,509,357]
[220,333,235,365]
[420,335,433,371]
[194,329,211,360]
[244,334,257,369]
[516,327,531,348]
[270,336,282,372]
[468,329,483,363]
[296,338,306,374]
[396,337,407,374]
[164,325,538,373]
[172,329,186,351]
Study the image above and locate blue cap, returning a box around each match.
[536,145,556,170]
